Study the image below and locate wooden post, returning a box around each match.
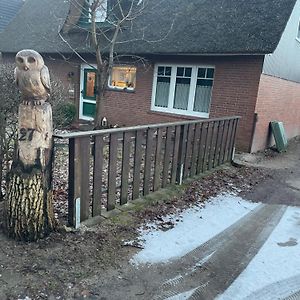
[4,49,55,241]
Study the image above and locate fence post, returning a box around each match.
[176,124,188,184]
[68,136,90,226]
[230,118,239,161]
[68,138,78,227]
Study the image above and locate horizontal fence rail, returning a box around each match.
[54,116,240,226]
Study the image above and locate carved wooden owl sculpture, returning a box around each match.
[14,49,51,105]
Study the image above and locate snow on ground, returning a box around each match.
[131,193,259,265]
[218,205,300,300]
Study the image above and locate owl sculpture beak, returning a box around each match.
[24,66,29,71]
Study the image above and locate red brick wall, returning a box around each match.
[209,56,263,152]
[251,74,300,152]
[44,58,81,107]
[102,56,264,152]
[3,53,264,151]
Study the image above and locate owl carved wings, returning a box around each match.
[40,65,51,94]
[14,65,51,93]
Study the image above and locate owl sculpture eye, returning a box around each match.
[28,57,36,63]
[17,57,24,64]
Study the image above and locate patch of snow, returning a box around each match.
[218,206,300,300]
[131,193,259,265]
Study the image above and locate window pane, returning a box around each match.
[95,0,107,22]
[184,68,192,77]
[193,80,213,113]
[206,68,215,79]
[85,71,96,98]
[198,68,206,78]
[155,76,170,107]
[173,77,190,110]
[177,67,184,76]
[158,66,164,76]
[110,66,136,89]
[165,67,172,76]
[197,79,213,86]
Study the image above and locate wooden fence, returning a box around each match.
[54,116,240,226]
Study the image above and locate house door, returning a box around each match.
[79,64,97,120]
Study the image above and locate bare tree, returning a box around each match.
[60,0,153,128]
[90,0,149,127]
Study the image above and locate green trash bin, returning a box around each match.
[270,121,288,152]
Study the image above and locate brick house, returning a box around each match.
[0,0,299,152]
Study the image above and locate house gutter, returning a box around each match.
[148,52,271,57]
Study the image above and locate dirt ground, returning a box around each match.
[0,137,299,300]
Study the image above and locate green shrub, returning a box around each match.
[53,102,76,128]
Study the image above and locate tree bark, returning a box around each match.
[4,103,56,241]
[0,125,4,201]
[5,164,55,241]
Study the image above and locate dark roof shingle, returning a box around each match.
[0,0,297,55]
[0,0,24,32]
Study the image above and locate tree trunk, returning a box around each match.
[4,103,56,241]
[95,92,105,129]
[94,70,106,129]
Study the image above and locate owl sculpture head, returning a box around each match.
[16,49,44,72]
[15,49,51,105]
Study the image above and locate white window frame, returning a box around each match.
[88,0,107,23]
[79,63,97,121]
[151,63,215,118]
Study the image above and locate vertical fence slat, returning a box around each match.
[92,135,104,216]
[229,119,239,160]
[162,126,173,188]
[218,120,227,166]
[226,119,235,161]
[202,123,211,172]
[171,125,181,184]
[184,124,195,178]
[222,120,231,163]
[107,133,118,211]
[68,138,76,226]
[208,121,217,170]
[153,128,163,191]
[120,132,131,205]
[176,124,188,183]
[212,120,222,168]
[190,123,201,177]
[196,123,205,175]
[132,130,143,200]
[207,121,216,170]
[144,128,155,196]
[224,120,234,162]
[79,137,91,222]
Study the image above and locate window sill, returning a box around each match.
[151,106,209,118]
[107,87,135,93]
